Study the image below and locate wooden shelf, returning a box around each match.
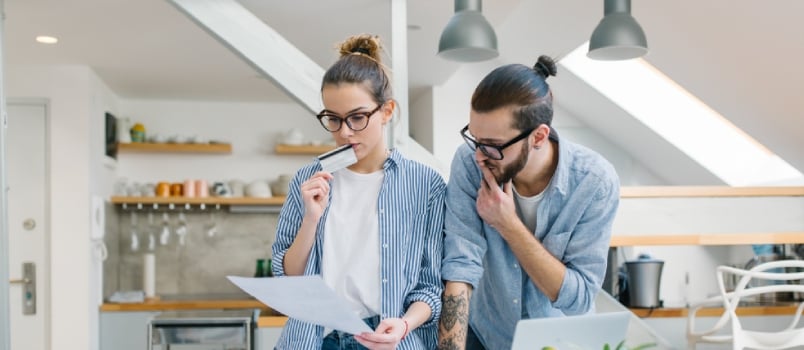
[100,299,267,312]
[620,186,804,198]
[274,143,334,155]
[110,196,285,206]
[629,304,803,318]
[610,232,804,247]
[117,142,232,154]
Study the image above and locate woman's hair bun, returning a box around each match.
[339,34,382,61]
[533,55,557,79]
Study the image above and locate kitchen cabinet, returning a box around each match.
[613,186,804,247]
[117,142,232,154]
[256,327,283,350]
[100,311,159,350]
[611,186,804,318]
[274,143,334,155]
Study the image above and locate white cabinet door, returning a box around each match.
[100,311,158,350]
[255,327,282,350]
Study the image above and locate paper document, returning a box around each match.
[227,275,373,335]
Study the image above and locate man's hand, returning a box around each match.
[476,162,518,234]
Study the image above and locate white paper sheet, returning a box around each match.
[227,275,373,335]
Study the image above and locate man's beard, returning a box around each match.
[486,141,529,184]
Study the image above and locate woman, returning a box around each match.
[271,34,445,350]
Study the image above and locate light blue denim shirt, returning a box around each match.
[442,132,620,350]
[272,150,446,350]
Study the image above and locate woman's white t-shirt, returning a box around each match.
[322,168,384,319]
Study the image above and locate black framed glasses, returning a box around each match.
[460,124,534,160]
[316,104,383,132]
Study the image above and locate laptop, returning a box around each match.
[511,311,632,350]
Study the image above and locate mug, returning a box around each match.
[183,179,196,198]
[195,180,209,198]
[156,182,171,197]
[212,182,230,197]
[170,183,183,197]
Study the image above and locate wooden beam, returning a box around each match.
[168,0,323,113]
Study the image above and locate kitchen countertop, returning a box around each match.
[100,297,288,327]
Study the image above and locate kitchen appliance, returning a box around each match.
[148,309,255,350]
[625,257,664,308]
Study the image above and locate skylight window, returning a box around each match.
[560,43,803,186]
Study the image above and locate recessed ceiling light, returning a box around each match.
[35,36,58,44]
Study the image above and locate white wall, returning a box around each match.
[409,88,433,152]
[7,65,95,350]
[115,99,333,186]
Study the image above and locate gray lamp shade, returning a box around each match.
[588,0,648,60]
[438,2,498,62]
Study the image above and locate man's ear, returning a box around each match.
[532,124,550,149]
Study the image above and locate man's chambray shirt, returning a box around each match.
[272,150,446,350]
[442,132,620,350]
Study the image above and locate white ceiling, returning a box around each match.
[5,0,804,182]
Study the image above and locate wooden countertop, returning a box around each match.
[100,299,288,327]
[630,304,802,318]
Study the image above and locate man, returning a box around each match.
[438,56,620,350]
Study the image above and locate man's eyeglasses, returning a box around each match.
[316,104,383,132]
[460,125,534,160]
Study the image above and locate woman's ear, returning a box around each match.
[381,99,396,125]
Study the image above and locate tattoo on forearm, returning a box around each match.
[440,290,469,331]
[438,335,463,350]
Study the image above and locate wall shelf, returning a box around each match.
[110,196,285,206]
[610,232,804,247]
[629,304,802,318]
[117,142,232,154]
[274,143,334,155]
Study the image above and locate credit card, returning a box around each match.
[318,144,357,173]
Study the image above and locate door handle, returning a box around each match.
[10,262,36,315]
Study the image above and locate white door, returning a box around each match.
[7,101,48,350]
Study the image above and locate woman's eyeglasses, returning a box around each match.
[316,104,383,132]
[460,125,534,160]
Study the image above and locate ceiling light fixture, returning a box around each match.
[35,36,59,44]
[438,0,498,62]
[588,0,647,60]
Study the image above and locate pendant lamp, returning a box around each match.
[588,0,648,60]
[438,0,498,62]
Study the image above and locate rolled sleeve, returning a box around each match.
[404,176,446,326]
[441,146,487,289]
[551,175,619,313]
[271,170,307,277]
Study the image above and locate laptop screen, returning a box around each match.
[511,311,632,350]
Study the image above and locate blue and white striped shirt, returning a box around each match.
[272,150,446,350]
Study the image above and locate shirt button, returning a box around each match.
[382,278,388,283]
[513,298,519,304]
[383,243,388,248]
[379,208,384,214]
[513,264,518,269]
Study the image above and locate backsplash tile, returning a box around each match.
[105,208,277,298]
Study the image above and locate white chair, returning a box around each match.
[687,260,804,350]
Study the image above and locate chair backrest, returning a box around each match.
[716,260,804,350]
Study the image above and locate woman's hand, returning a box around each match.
[300,171,334,220]
[354,317,408,350]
